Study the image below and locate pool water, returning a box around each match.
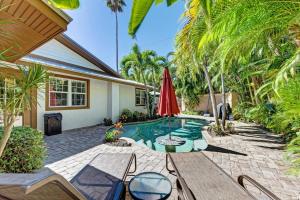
[117,117,208,152]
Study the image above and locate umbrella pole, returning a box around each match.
[169,116,171,140]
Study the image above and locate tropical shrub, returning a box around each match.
[0,127,46,173]
[286,134,300,176]
[103,118,113,126]
[105,130,120,143]
[138,112,147,121]
[132,111,140,121]
[244,103,275,126]
[120,109,133,122]
[226,122,235,134]
[0,65,47,157]
[272,76,300,137]
[233,102,252,121]
[208,124,226,136]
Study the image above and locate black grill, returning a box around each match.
[44,113,62,136]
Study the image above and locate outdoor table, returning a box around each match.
[156,135,186,152]
[128,172,172,200]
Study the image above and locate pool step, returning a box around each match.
[184,124,201,128]
[145,140,154,149]
[136,139,144,145]
[186,121,203,126]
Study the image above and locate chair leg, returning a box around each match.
[128,153,137,174]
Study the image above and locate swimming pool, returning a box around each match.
[115,117,208,152]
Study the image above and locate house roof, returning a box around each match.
[55,34,121,78]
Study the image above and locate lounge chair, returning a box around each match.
[167,152,280,200]
[0,153,136,200]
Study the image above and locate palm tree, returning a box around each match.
[175,0,221,127]
[146,56,166,115]
[48,0,80,9]
[0,64,48,157]
[120,44,154,116]
[128,0,178,37]
[106,0,126,73]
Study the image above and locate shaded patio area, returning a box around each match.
[44,120,300,200]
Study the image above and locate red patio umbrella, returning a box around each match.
[157,67,180,140]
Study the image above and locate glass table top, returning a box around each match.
[128,172,172,200]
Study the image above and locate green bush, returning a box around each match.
[270,76,300,138]
[120,109,133,122]
[182,110,205,116]
[103,118,113,126]
[138,112,147,121]
[105,130,120,142]
[233,102,252,120]
[132,111,140,121]
[0,127,46,173]
[286,134,300,176]
[244,103,275,126]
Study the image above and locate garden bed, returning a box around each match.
[105,138,132,147]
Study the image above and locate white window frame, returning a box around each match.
[71,80,87,106]
[48,77,88,108]
[135,88,146,106]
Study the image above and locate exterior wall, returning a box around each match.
[37,73,108,131]
[111,83,120,122]
[36,71,147,131]
[182,92,239,113]
[31,39,103,72]
[119,84,147,114]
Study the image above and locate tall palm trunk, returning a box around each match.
[0,118,14,157]
[141,73,150,116]
[151,73,156,116]
[115,12,119,73]
[193,55,220,126]
[0,108,17,157]
[221,73,226,130]
[203,64,220,127]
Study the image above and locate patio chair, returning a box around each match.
[167,152,259,200]
[0,153,136,200]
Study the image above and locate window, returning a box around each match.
[135,88,146,106]
[49,78,68,107]
[72,81,86,106]
[48,76,89,110]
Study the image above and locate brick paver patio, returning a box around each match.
[44,118,300,200]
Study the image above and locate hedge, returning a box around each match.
[0,127,46,173]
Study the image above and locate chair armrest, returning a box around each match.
[176,176,196,200]
[238,175,281,200]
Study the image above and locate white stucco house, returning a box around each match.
[0,1,148,132]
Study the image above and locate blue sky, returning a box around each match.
[64,0,185,71]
